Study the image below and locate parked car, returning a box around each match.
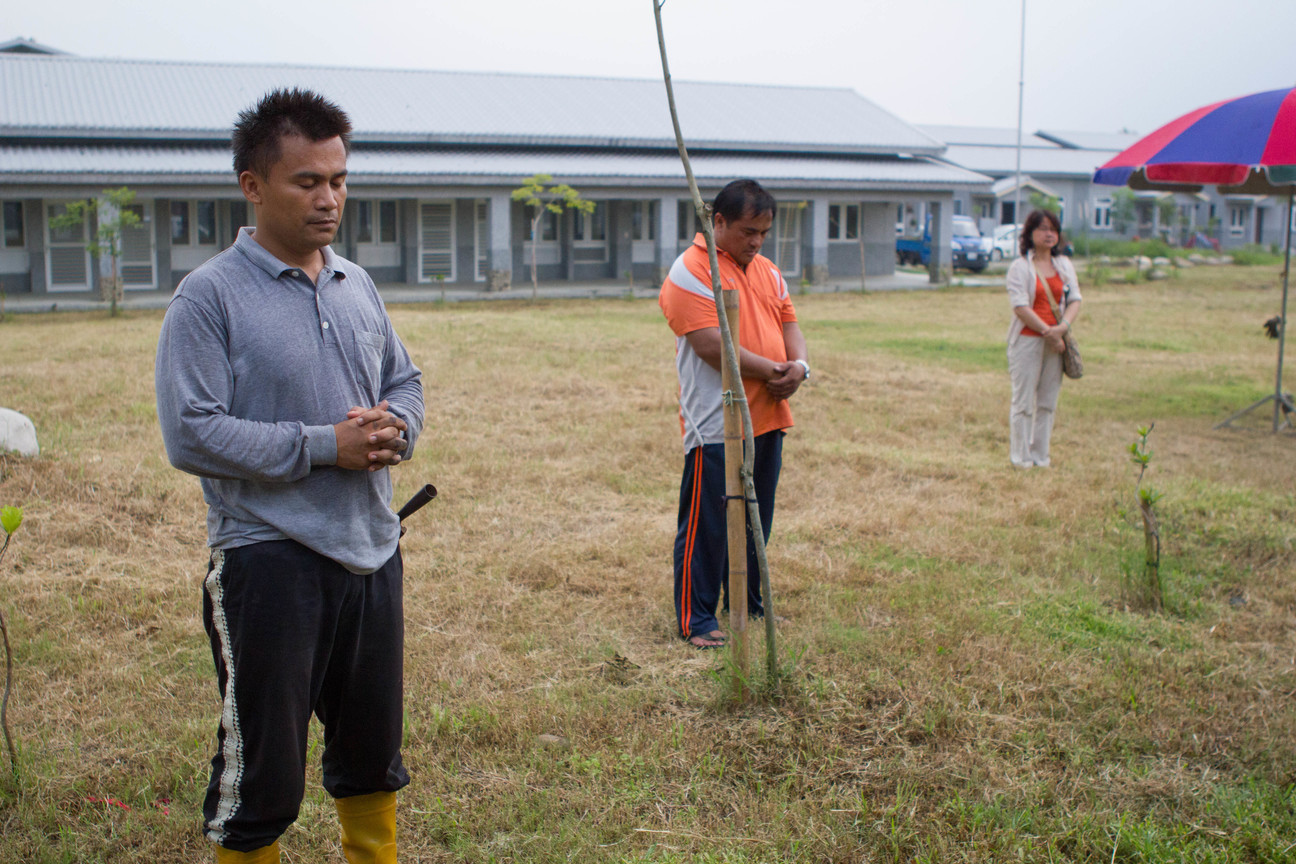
[991,223,1075,259]
[990,224,1022,261]
[896,215,988,272]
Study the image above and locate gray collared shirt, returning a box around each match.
[156,228,424,574]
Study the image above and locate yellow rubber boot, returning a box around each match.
[214,841,280,863]
[336,791,398,864]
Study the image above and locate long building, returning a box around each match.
[0,43,990,299]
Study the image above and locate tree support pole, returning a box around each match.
[654,0,777,681]
[722,289,748,683]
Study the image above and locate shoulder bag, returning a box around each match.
[1042,276,1083,379]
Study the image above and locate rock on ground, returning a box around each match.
[0,407,39,457]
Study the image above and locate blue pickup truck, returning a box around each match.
[896,215,988,273]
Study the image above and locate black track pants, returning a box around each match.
[201,540,409,852]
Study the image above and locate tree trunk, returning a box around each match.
[531,214,540,300]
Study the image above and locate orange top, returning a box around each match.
[659,234,798,450]
[1023,272,1064,337]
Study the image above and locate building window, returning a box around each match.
[979,202,992,220]
[631,201,657,241]
[521,207,558,246]
[170,202,190,245]
[419,201,455,281]
[573,202,608,263]
[196,201,216,245]
[953,199,963,216]
[356,200,399,245]
[379,201,397,243]
[2,201,23,248]
[678,200,700,241]
[535,209,558,243]
[828,204,860,241]
[171,200,217,246]
[1230,205,1246,236]
[573,202,607,242]
[1093,198,1112,230]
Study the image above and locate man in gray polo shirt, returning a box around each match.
[156,89,423,864]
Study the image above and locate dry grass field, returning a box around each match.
[0,264,1294,863]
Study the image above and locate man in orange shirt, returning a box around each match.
[659,179,810,649]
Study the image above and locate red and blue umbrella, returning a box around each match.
[1093,86,1296,432]
[1094,87,1296,192]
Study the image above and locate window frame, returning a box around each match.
[678,200,700,242]
[171,200,218,247]
[521,208,559,245]
[572,201,607,244]
[1229,205,1247,236]
[631,200,657,242]
[572,201,609,263]
[1,201,25,248]
[354,199,401,246]
[828,203,861,242]
[1092,197,1112,230]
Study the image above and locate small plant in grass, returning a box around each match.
[1085,259,1112,286]
[1126,425,1164,611]
[0,505,22,777]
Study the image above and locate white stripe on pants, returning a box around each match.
[1008,336,1064,467]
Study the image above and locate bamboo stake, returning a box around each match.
[653,0,778,680]
[0,533,16,776]
[722,288,748,684]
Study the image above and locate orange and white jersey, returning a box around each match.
[659,234,797,452]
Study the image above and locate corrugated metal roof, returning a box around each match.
[0,54,944,156]
[1036,129,1141,151]
[0,37,68,55]
[918,125,1058,149]
[0,144,990,190]
[989,175,1062,198]
[938,144,1113,178]
[920,125,1138,179]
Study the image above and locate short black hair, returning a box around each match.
[231,88,352,178]
[1020,208,1063,257]
[712,179,776,224]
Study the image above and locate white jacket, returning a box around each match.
[1005,254,1082,347]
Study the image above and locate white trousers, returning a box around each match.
[1008,336,1064,467]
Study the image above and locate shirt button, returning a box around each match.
[322,321,330,330]
[291,270,300,278]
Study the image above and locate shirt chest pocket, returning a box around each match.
[353,330,386,400]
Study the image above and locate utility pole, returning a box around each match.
[1014,0,1026,233]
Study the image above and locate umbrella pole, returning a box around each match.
[1215,185,1295,432]
[1273,187,1293,431]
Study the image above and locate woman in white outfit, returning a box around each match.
[1005,209,1082,468]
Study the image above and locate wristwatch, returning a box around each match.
[793,359,811,380]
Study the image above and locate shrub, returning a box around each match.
[1230,244,1285,266]
[1075,237,1183,260]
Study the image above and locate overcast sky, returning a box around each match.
[8,0,1294,137]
